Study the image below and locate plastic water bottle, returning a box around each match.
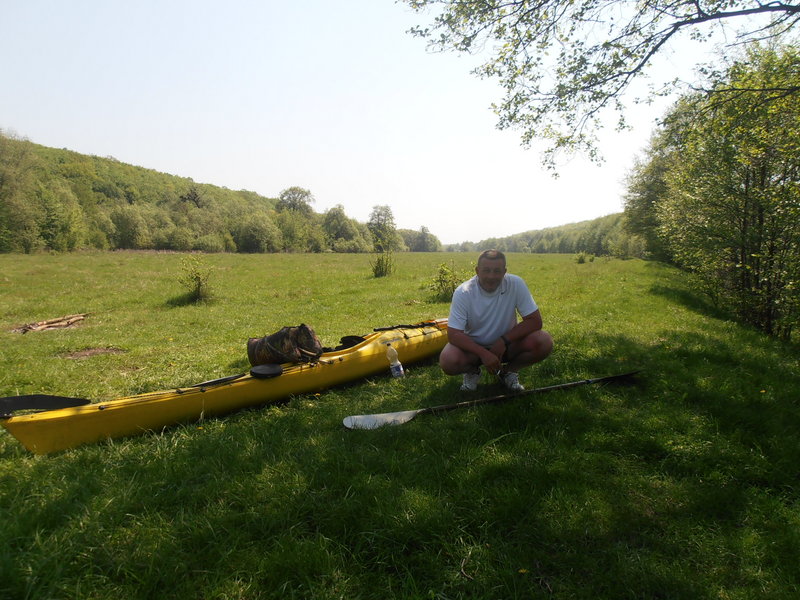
[386,343,404,378]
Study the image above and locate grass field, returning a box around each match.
[1,251,799,599]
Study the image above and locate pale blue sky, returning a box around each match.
[2,0,697,244]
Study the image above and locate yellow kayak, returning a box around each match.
[2,319,448,454]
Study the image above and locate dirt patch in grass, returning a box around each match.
[62,347,126,360]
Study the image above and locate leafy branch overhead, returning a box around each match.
[404,0,800,166]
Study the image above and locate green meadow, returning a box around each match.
[1,252,799,599]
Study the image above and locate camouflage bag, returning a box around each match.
[247,324,323,367]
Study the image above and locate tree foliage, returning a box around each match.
[623,131,675,262]
[233,214,282,253]
[0,134,382,254]
[275,186,315,215]
[0,133,45,252]
[367,205,405,252]
[404,0,800,165]
[399,226,443,252]
[625,44,800,338]
[322,205,373,253]
[448,213,645,258]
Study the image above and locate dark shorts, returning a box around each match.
[483,345,511,363]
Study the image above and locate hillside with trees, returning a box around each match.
[1,132,637,257]
[0,134,432,255]
[445,213,646,259]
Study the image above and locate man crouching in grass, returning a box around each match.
[439,249,553,391]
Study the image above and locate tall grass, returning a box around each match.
[1,252,799,599]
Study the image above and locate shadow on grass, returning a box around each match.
[165,292,216,307]
[225,356,251,372]
[648,283,730,321]
[4,323,799,599]
[378,324,800,595]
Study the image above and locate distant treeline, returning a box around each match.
[443,213,643,258]
[0,132,633,256]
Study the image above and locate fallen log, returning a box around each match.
[14,313,89,333]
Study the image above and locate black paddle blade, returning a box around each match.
[0,394,91,418]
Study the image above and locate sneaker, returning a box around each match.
[461,370,481,391]
[502,372,525,392]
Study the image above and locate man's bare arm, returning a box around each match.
[447,327,502,373]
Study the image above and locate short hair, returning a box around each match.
[478,249,506,264]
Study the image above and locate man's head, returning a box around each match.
[476,249,507,293]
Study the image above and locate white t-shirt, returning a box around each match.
[448,274,538,346]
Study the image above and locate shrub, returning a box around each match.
[428,261,471,301]
[370,251,395,278]
[178,255,214,302]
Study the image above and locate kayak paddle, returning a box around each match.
[1,394,91,418]
[342,371,640,430]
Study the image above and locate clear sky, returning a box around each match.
[2,0,693,245]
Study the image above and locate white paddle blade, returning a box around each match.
[342,410,421,430]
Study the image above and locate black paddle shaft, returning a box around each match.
[422,371,641,416]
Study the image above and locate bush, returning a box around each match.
[178,255,214,302]
[575,251,595,264]
[428,261,471,301]
[370,251,395,278]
